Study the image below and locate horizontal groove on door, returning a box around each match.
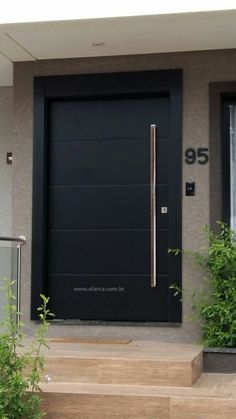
[49,98,170,141]
[48,139,169,185]
[48,184,168,230]
[50,136,168,143]
[49,273,168,277]
[48,230,168,275]
[49,229,152,232]
[49,273,151,277]
[48,229,168,233]
[49,183,168,187]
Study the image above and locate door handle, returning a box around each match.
[150,124,157,288]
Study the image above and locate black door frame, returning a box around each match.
[222,96,236,224]
[31,69,183,322]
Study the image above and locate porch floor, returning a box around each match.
[38,338,202,361]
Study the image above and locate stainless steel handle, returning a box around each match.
[150,124,157,288]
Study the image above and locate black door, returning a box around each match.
[32,71,182,322]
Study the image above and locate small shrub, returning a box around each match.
[0,277,54,418]
[170,222,236,348]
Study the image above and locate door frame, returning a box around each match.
[31,69,183,321]
[222,96,236,225]
[209,82,236,228]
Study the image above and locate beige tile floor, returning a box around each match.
[22,339,202,361]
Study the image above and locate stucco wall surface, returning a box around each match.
[12,49,236,341]
[0,87,13,319]
[0,87,13,236]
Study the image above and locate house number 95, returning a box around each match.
[185,148,209,165]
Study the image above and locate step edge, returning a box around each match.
[39,382,235,400]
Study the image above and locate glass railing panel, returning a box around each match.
[0,236,26,325]
[0,245,18,321]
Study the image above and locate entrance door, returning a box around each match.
[32,70,182,323]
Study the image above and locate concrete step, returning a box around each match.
[40,373,236,419]
[41,340,202,387]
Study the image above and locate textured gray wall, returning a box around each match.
[0,87,13,318]
[12,49,236,341]
[0,87,13,236]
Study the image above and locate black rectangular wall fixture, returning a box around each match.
[185,182,195,196]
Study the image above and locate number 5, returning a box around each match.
[197,148,209,165]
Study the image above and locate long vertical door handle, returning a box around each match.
[150,124,157,287]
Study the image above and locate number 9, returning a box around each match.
[185,148,196,165]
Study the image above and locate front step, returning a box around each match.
[34,341,236,418]
[40,374,236,419]
[42,340,202,387]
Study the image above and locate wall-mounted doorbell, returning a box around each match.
[185,182,195,196]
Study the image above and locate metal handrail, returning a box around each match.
[0,235,26,326]
[0,236,26,244]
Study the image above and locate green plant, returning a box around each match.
[170,222,236,348]
[0,277,54,418]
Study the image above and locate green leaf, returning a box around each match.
[170,221,236,348]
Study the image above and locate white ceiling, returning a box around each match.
[1,9,236,86]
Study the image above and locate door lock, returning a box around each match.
[161,207,168,214]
